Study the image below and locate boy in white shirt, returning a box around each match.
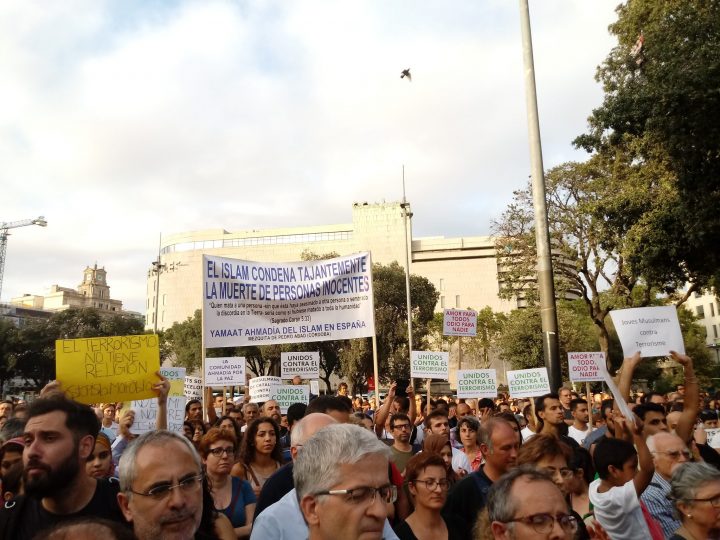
[589,415,656,540]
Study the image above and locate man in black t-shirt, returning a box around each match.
[0,395,127,539]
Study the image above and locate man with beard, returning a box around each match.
[0,395,126,539]
[262,400,287,437]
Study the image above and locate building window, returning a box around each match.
[697,305,705,318]
[714,325,718,339]
[455,295,461,308]
[440,296,445,308]
[439,278,444,291]
[163,294,167,306]
[711,303,716,317]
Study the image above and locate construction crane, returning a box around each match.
[0,216,48,301]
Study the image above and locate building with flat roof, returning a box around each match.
[684,289,720,362]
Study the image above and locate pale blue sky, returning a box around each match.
[1,0,620,312]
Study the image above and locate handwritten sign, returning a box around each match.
[443,309,478,337]
[706,429,720,449]
[310,380,320,396]
[411,351,449,380]
[609,306,685,357]
[184,376,203,399]
[56,335,160,404]
[507,368,551,398]
[281,352,320,380]
[205,357,246,386]
[202,253,375,348]
[249,376,282,403]
[127,367,187,434]
[457,369,498,398]
[269,385,310,413]
[568,352,606,382]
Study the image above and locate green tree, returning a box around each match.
[575,0,720,290]
[0,319,19,393]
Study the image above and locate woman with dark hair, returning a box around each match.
[422,434,459,488]
[200,428,256,538]
[86,432,115,479]
[395,452,467,540]
[215,415,243,475]
[457,416,482,472]
[236,416,283,497]
[568,446,595,519]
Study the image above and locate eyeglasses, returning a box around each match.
[128,473,204,500]
[209,446,234,457]
[392,423,411,431]
[505,513,578,534]
[654,450,691,460]
[689,495,720,508]
[541,467,575,480]
[314,485,397,505]
[413,478,450,491]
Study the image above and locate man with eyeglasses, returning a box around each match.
[117,430,205,540]
[296,423,399,540]
[0,395,126,539]
[388,413,419,474]
[641,431,692,538]
[488,465,578,540]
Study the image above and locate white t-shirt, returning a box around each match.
[568,425,590,446]
[589,478,650,540]
[521,426,535,442]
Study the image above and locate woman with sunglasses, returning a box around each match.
[395,452,467,539]
[201,428,256,539]
[669,462,720,540]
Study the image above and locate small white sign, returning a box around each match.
[184,376,203,399]
[269,385,310,413]
[310,380,320,395]
[706,428,720,449]
[568,352,606,382]
[249,376,282,403]
[457,369,497,398]
[281,351,320,380]
[129,367,186,434]
[205,357,246,386]
[507,367,551,398]
[443,309,478,337]
[411,351,449,380]
[609,306,685,357]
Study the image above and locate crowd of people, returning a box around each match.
[0,350,719,539]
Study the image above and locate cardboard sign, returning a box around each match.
[410,351,449,380]
[249,376,282,403]
[457,369,497,398]
[203,253,375,347]
[55,335,160,404]
[269,385,310,413]
[507,367,551,398]
[443,309,478,337]
[281,351,320,380]
[609,306,685,357]
[184,376,203,399]
[568,352,606,382]
[205,357,246,386]
[126,367,187,434]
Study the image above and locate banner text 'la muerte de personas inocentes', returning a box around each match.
[203,253,375,348]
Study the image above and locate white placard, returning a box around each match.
[456,369,497,398]
[269,385,310,413]
[609,306,685,357]
[410,351,449,380]
[249,376,282,403]
[281,351,320,380]
[184,376,203,399]
[203,253,375,348]
[310,380,320,396]
[706,429,720,449]
[443,309,478,337]
[507,367,551,398]
[205,357,246,386]
[568,352,606,382]
[128,367,186,434]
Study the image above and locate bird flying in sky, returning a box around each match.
[400,68,411,81]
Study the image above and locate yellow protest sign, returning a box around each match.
[55,334,160,404]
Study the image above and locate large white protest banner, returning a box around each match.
[568,352,606,383]
[205,357,246,386]
[410,351,449,380]
[457,369,497,399]
[184,376,203,399]
[269,385,310,413]
[609,306,685,357]
[281,352,320,380]
[249,376,282,403]
[443,309,477,337]
[203,253,375,348]
[128,367,186,434]
[507,368,551,398]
